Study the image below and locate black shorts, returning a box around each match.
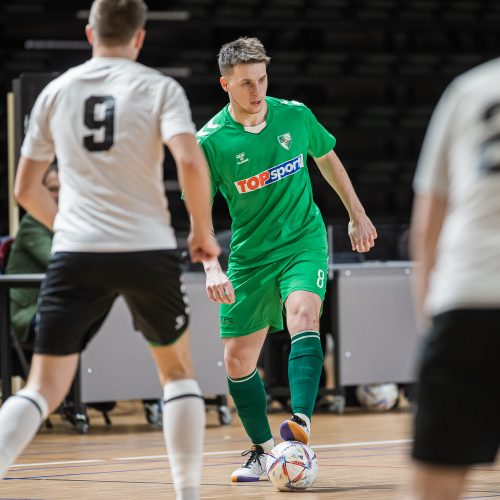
[412,309,500,466]
[34,250,189,355]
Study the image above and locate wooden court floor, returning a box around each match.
[1,402,498,499]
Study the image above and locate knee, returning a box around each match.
[287,304,318,333]
[224,347,253,378]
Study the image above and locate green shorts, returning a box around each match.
[220,249,329,337]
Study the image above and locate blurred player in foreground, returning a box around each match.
[407,59,500,500]
[0,1,219,499]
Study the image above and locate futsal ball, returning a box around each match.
[266,440,318,491]
[356,383,399,411]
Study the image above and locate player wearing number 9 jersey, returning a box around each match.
[22,54,190,252]
[196,37,377,483]
[0,1,219,499]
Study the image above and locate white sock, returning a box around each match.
[295,413,311,431]
[0,388,48,479]
[257,438,275,453]
[163,379,205,500]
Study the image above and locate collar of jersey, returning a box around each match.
[223,96,274,133]
[89,56,130,65]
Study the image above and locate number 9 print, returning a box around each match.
[83,95,115,152]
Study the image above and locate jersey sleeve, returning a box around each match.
[160,79,196,143]
[305,106,336,158]
[413,82,458,196]
[20,86,56,162]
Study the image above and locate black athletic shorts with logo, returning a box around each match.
[34,250,189,355]
[412,309,500,466]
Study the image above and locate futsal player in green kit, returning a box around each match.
[197,37,377,482]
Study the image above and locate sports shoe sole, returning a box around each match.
[231,474,263,482]
[279,419,310,444]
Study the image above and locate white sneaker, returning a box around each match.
[230,444,267,482]
[279,414,310,444]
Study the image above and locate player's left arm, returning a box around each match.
[14,157,57,231]
[314,150,377,252]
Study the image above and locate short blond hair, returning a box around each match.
[218,37,271,75]
[89,0,147,46]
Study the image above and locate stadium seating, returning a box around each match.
[2,0,498,253]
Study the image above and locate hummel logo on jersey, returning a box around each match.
[234,154,304,194]
[236,152,249,165]
[278,132,292,150]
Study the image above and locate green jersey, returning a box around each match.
[197,96,335,268]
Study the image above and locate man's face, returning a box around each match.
[220,62,268,115]
[44,170,60,205]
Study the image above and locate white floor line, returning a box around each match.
[10,438,412,469]
[114,454,167,461]
[314,438,412,450]
[10,459,105,468]
[115,438,412,461]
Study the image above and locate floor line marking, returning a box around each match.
[114,438,413,461]
[10,438,412,469]
[10,459,105,468]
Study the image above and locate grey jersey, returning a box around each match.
[21,57,195,252]
[414,58,500,314]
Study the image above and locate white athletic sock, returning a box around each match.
[295,413,311,431]
[257,438,275,453]
[0,388,49,479]
[163,379,205,500]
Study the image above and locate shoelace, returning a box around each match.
[240,449,266,469]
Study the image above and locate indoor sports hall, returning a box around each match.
[1,1,499,499]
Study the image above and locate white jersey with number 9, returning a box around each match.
[21,57,195,252]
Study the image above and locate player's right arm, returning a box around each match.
[167,133,221,263]
[202,254,235,305]
[410,83,456,322]
[193,127,235,305]
[160,80,220,262]
[14,157,57,230]
[15,83,58,230]
[185,200,235,304]
[409,192,447,322]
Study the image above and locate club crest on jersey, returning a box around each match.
[235,152,249,165]
[234,154,304,194]
[277,132,292,150]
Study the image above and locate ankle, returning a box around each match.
[294,413,311,429]
[256,438,274,453]
[177,486,199,500]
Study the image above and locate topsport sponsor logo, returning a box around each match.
[234,154,304,194]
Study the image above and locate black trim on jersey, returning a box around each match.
[163,394,204,406]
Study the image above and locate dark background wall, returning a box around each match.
[2,0,499,258]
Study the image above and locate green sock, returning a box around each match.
[288,331,324,419]
[227,368,272,445]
